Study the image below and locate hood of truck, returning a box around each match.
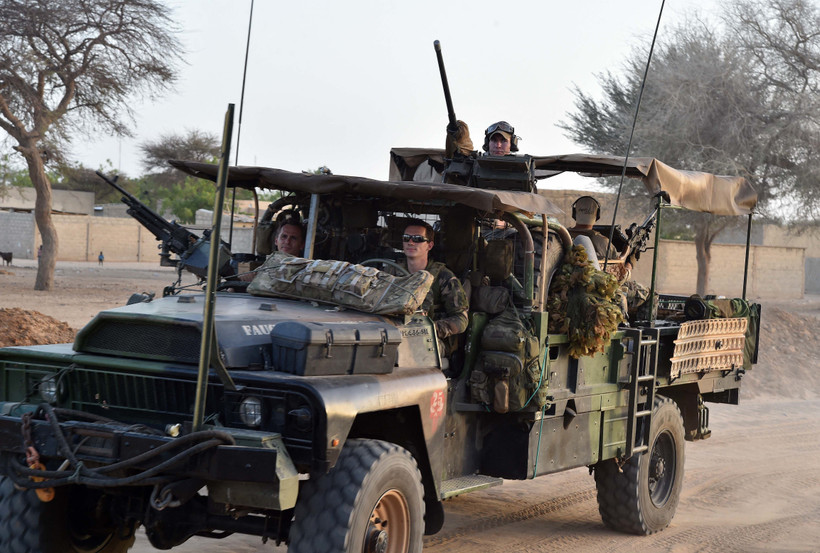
[73,293,399,369]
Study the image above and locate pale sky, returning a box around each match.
[71,0,718,187]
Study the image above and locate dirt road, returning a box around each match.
[2,261,819,552]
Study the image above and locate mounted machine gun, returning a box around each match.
[96,170,233,284]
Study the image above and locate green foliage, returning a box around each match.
[0,155,33,189]
[155,176,221,224]
[257,190,282,202]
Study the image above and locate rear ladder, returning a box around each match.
[623,327,660,458]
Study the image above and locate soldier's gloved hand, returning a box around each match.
[445,120,474,157]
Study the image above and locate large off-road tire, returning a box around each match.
[288,439,425,553]
[0,476,136,553]
[593,395,685,535]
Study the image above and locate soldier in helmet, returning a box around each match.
[400,218,468,355]
[445,120,520,158]
[483,121,519,156]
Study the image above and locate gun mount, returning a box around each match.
[96,170,234,282]
[443,154,536,192]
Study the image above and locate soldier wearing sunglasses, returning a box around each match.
[401,219,469,355]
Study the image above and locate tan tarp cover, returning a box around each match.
[169,160,563,216]
[388,149,758,216]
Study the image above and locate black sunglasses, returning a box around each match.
[402,234,429,243]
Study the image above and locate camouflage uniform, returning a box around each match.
[621,279,654,320]
[400,259,469,339]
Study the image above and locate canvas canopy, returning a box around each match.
[169,160,563,216]
[388,149,758,217]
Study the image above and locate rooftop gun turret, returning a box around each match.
[433,41,537,192]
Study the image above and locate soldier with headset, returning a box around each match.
[569,195,653,319]
[568,196,620,271]
[446,120,520,158]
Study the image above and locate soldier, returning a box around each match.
[568,196,621,271]
[445,120,520,158]
[238,220,306,284]
[400,219,469,354]
[569,196,653,319]
[483,121,519,156]
[275,220,305,257]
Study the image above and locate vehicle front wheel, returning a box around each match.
[0,476,136,552]
[593,395,685,535]
[288,439,425,553]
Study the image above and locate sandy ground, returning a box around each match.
[1,260,819,552]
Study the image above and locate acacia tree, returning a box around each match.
[561,0,820,294]
[0,0,182,290]
[140,129,220,188]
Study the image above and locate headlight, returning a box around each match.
[239,396,263,428]
[39,374,59,404]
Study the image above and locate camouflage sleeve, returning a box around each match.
[433,268,469,339]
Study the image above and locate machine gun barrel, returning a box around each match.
[96,170,199,264]
[434,40,458,133]
[624,207,658,259]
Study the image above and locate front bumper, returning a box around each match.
[0,413,299,511]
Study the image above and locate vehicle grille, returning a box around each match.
[77,320,202,364]
[67,367,216,419]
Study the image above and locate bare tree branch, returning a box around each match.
[0,0,183,290]
[561,0,820,293]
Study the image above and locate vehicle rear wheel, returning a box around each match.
[288,439,425,553]
[0,476,136,553]
[593,395,685,535]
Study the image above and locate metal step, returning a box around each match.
[440,475,503,500]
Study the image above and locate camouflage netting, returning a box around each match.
[547,246,624,358]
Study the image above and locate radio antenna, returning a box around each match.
[228,0,254,246]
[604,0,665,269]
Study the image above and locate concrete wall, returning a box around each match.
[0,210,255,265]
[0,188,95,215]
[630,239,805,300]
[35,215,160,263]
[0,211,36,257]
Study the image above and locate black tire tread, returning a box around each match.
[0,476,135,553]
[593,395,684,535]
[0,476,41,553]
[288,439,424,553]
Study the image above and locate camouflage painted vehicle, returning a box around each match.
[0,149,760,553]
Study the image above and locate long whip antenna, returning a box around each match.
[604,0,665,268]
[228,0,255,246]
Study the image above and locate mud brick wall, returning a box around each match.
[631,240,804,300]
[33,215,159,263]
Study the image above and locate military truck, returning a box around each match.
[0,145,760,552]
